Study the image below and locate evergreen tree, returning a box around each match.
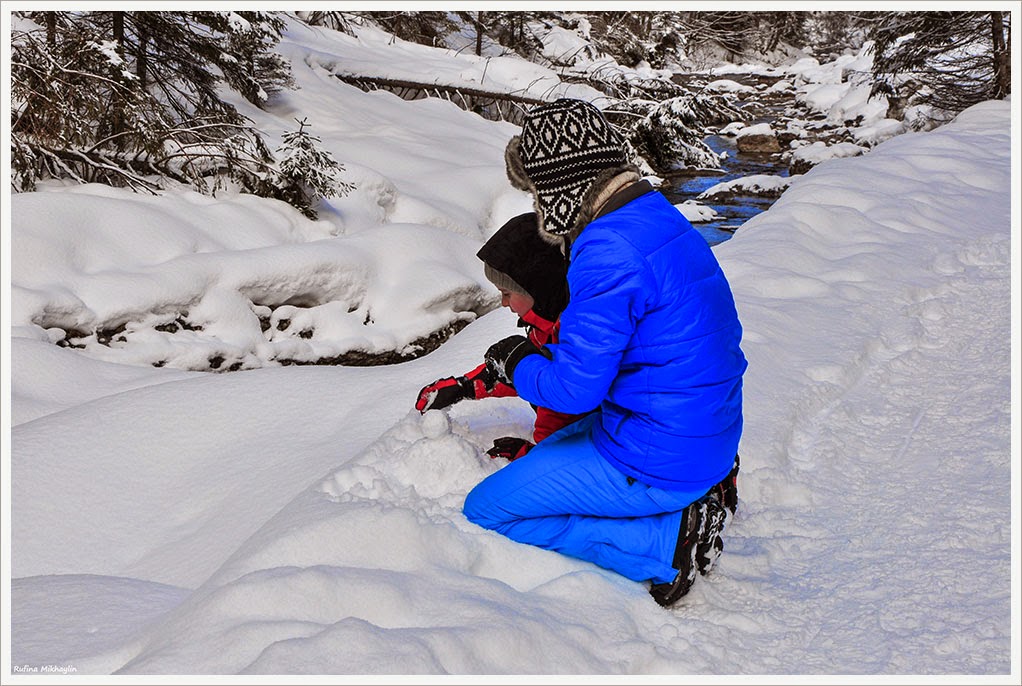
[271,118,354,219]
[11,10,290,198]
[868,11,1011,116]
[195,11,294,106]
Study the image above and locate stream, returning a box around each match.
[662,72,795,246]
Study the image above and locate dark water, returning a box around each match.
[663,73,791,246]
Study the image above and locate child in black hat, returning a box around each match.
[414,212,587,460]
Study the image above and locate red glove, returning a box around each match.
[462,363,516,399]
[415,375,473,413]
[415,363,515,413]
[486,436,534,461]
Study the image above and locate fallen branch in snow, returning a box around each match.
[333,73,548,124]
[23,144,165,193]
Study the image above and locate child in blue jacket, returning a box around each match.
[464,99,746,607]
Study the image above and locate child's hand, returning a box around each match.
[415,376,473,413]
[484,334,538,385]
[485,436,534,461]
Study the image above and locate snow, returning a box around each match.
[851,117,907,146]
[4,13,1018,680]
[705,78,756,94]
[12,187,496,371]
[736,122,776,139]
[674,200,720,223]
[699,174,795,200]
[791,140,869,168]
[535,23,598,66]
[719,121,747,136]
[824,79,890,125]
[281,20,605,104]
[786,44,874,86]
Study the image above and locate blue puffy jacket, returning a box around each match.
[513,188,747,492]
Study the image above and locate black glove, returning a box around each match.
[484,334,543,386]
[415,375,473,413]
[486,436,534,461]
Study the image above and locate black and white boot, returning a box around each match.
[649,498,710,607]
[649,456,742,606]
[696,494,728,576]
[697,455,740,576]
[712,454,741,516]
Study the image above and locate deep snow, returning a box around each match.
[4,13,1019,680]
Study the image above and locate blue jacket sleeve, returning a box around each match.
[513,233,649,414]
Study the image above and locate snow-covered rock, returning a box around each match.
[789,140,868,174]
[736,123,781,153]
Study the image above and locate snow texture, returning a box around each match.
[4,13,1017,680]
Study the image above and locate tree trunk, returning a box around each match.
[766,16,784,52]
[110,11,126,145]
[475,11,485,56]
[112,11,124,47]
[45,12,56,46]
[990,11,1010,99]
[137,22,149,89]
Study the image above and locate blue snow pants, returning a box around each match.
[463,413,710,584]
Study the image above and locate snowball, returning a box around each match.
[420,409,450,439]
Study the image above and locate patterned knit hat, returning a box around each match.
[505,98,631,237]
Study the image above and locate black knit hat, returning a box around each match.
[505,98,631,237]
[477,212,569,322]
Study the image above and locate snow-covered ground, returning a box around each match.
[4,15,1018,679]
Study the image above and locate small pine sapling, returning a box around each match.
[272,117,354,219]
